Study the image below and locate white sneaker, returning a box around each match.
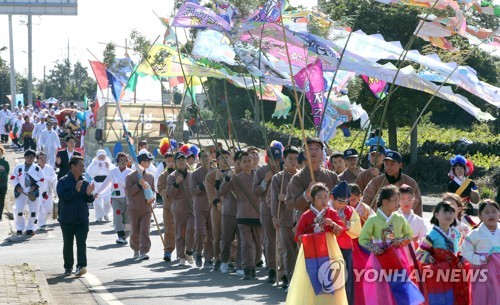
[133,251,140,258]
[236,269,245,276]
[178,259,186,266]
[75,266,87,276]
[186,255,194,264]
[220,262,229,274]
[104,215,110,221]
[139,253,150,260]
[116,237,127,244]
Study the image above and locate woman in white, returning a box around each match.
[86,149,114,222]
[35,151,57,230]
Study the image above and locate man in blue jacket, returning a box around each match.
[57,155,95,276]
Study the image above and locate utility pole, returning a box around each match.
[8,14,16,111]
[43,66,46,99]
[27,14,33,106]
[67,37,70,62]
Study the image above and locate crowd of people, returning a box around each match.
[0,107,498,304]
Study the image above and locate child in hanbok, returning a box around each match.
[330,181,362,305]
[348,183,373,305]
[443,192,476,246]
[286,183,348,305]
[461,200,499,305]
[417,201,470,305]
[359,185,424,305]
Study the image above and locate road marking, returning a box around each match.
[83,272,124,305]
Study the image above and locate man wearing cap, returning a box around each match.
[189,150,214,268]
[125,149,156,260]
[38,120,61,167]
[95,152,133,245]
[0,103,12,143]
[362,151,423,216]
[132,141,157,183]
[10,149,45,235]
[35,151,57,231]
[271,146,300,289]
[208,149,239,273]
[253,146,282,283]
[87,149,114,222]
[329,151,346,175]
[330,181,362,305]
[157,153,176,261]
[356,145,386,193]
[285,137,339,218]
[220,151,261,280]
[166,152,195,266]
[338,149,365,184]
[56,135,81,180]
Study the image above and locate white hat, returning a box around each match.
[96,149,106,157]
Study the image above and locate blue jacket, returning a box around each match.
[57,171,94,224]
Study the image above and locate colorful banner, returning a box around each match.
[248,0,287,23]
[362,75,387,99]
[192,30,236,65]
[172,2,231,32]
[319,95,353,143]
[294,59,326,128]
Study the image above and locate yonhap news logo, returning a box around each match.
[318,258,347,293]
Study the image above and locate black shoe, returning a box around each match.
[213,260,221,271]
[16,230,22,235]
[256,260,264,267]
[243,268,252,280]
[163,252,172,262]
[281,275,289,289]
[26,230,35,236]
[195,255,203,268]
[64,268,72,276]
[251,267,257,278]
[267,269,276,283]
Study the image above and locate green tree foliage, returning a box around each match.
[37,59,96,102]
[0,47,11,104]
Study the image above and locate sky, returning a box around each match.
[0,0,175,80]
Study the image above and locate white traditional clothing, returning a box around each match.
[10,162,45,231]
[39,129,61,167]
[95,166,133,234]
[397,208,427,243]
[0,109,12,135]
[33,121,45,148]
[87,153,114,221]
[37,164,57,227]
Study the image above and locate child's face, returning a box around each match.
[312,190,329,210]
[383,194,399,213]
[479,204,500,229]
[330,195,348,210]
[435,208,455,227]
[349,194,361,207]
[399,193,414,212]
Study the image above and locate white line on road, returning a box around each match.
[83,272,124,305]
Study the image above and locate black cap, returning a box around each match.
[268,147,283,159]
[306,137,324,149]
[370,145,386,155]
[384,151,402,163]
[24,149,36,157]
[343,148,358,159]
[174,152,186,160]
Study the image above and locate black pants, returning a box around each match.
[60,222,89,269]
[23,136,36,151]
[0,134,8,143]
[0,186,6,219]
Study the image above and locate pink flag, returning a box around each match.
[294,59,325,128]
[172,2,231,32]
[361,75,387,99]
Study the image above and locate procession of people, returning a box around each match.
[0,102,498,305]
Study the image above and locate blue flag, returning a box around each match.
[105,69,123,102]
